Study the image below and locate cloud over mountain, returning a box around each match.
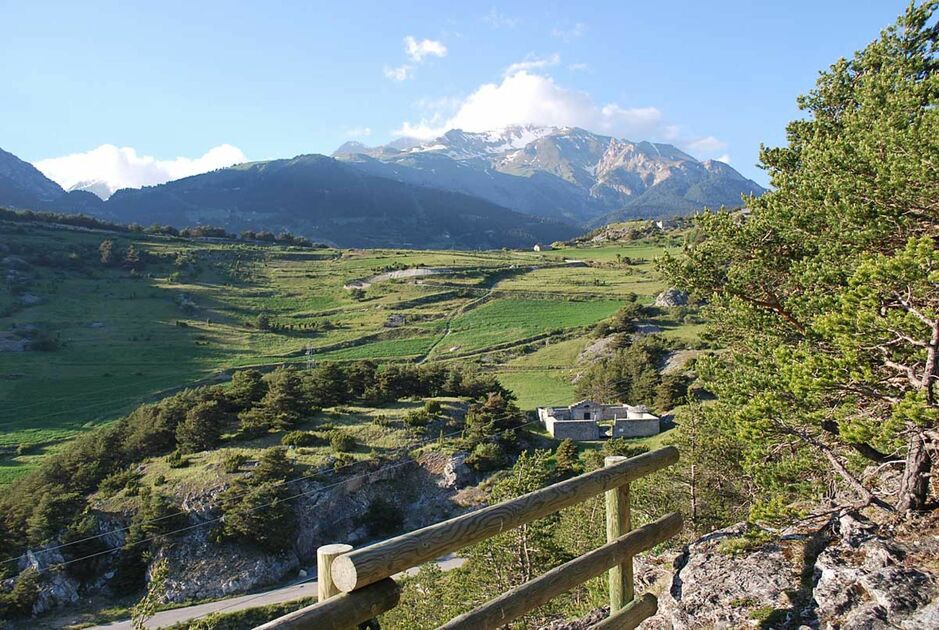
[33,144,247,199]
[396,70,666,141]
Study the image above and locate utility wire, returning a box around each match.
[11,417,539,573]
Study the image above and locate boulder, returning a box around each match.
[654,288,689,308]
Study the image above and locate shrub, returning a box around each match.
[167,450,190,468]
[0,568,40,619]
[329,431,356,453]
[554,439,580,475]
[403,409,431,427]
[99,468,141,496]
[281,431,319,447]
[373,414,394,428]
[220,481,294,552]
[465,442,506,472]
[222,452,248,473]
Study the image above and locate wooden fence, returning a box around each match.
[257,446,680,630]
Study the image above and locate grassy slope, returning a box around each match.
[0,221,693,483]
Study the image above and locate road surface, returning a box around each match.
[90,554,464,629]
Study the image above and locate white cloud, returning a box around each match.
[686,135,727,153]
[483,8,518,29]
[345,127,372,138]
[395,70,667,140]
[716,154,732,164]
[385,36,446,81]
[33,144,246,199]
[504,53,560,76]
[568,62,590,72]
[403,36,447,62]
[551,22,586,42]
[384,64,412,81]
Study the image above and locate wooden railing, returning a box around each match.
[256,446,680,630]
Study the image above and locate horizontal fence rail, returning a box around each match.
[260,446,680,629]
[438,513,682,629]
[332,446,679,593]
[591,593,659,630]
[252,578,400,630]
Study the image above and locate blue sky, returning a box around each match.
[1,0,912,189]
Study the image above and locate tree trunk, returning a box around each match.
[897,430,933,512]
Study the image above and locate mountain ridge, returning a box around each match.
[333,125,765,225]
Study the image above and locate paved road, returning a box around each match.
[91,554,464,629]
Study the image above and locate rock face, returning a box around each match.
[638,511,939,630]
[3,451,474,614]
[654,288,689,308]
[156,452,473,602]
[812,513,939,629]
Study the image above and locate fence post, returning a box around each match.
[317,544,353,602]
[604,456,633,612]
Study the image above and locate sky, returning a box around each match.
[0,0,913,191]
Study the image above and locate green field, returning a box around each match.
[0,220,694,483]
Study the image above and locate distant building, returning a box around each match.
[538,400,660,441]
[533,243,552,252]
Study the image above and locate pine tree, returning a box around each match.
[175,400,224,453]
[661,2,939,517]
[554,439,580,476]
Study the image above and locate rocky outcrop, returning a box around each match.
[812,513,939,629]
[6,451,475,613]
[637,511,939,629]
[155,451,474,603]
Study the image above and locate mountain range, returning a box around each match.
[333,125,765,225]
[0,148,572,249]
[0,126,764,249]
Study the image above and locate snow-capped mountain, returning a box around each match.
[334,126,764,225]
[68,179,119,200]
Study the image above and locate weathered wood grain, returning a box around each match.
[437,512,682,629]
[605,456,633,612]
[317,543,353,602]
[590,593,658,630]
[253,577,399,630]
[332,446,679,593]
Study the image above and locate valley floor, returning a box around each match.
[0,220,693,483]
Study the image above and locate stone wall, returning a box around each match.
[613,418,660,438]
[552,420,600,441]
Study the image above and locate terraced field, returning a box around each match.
[0,220,694,483]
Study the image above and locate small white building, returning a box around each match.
[538,400,660,441]
[533,243,552,252]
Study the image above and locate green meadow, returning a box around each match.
[0,220,694,483]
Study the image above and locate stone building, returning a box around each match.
[538,399,660,441]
